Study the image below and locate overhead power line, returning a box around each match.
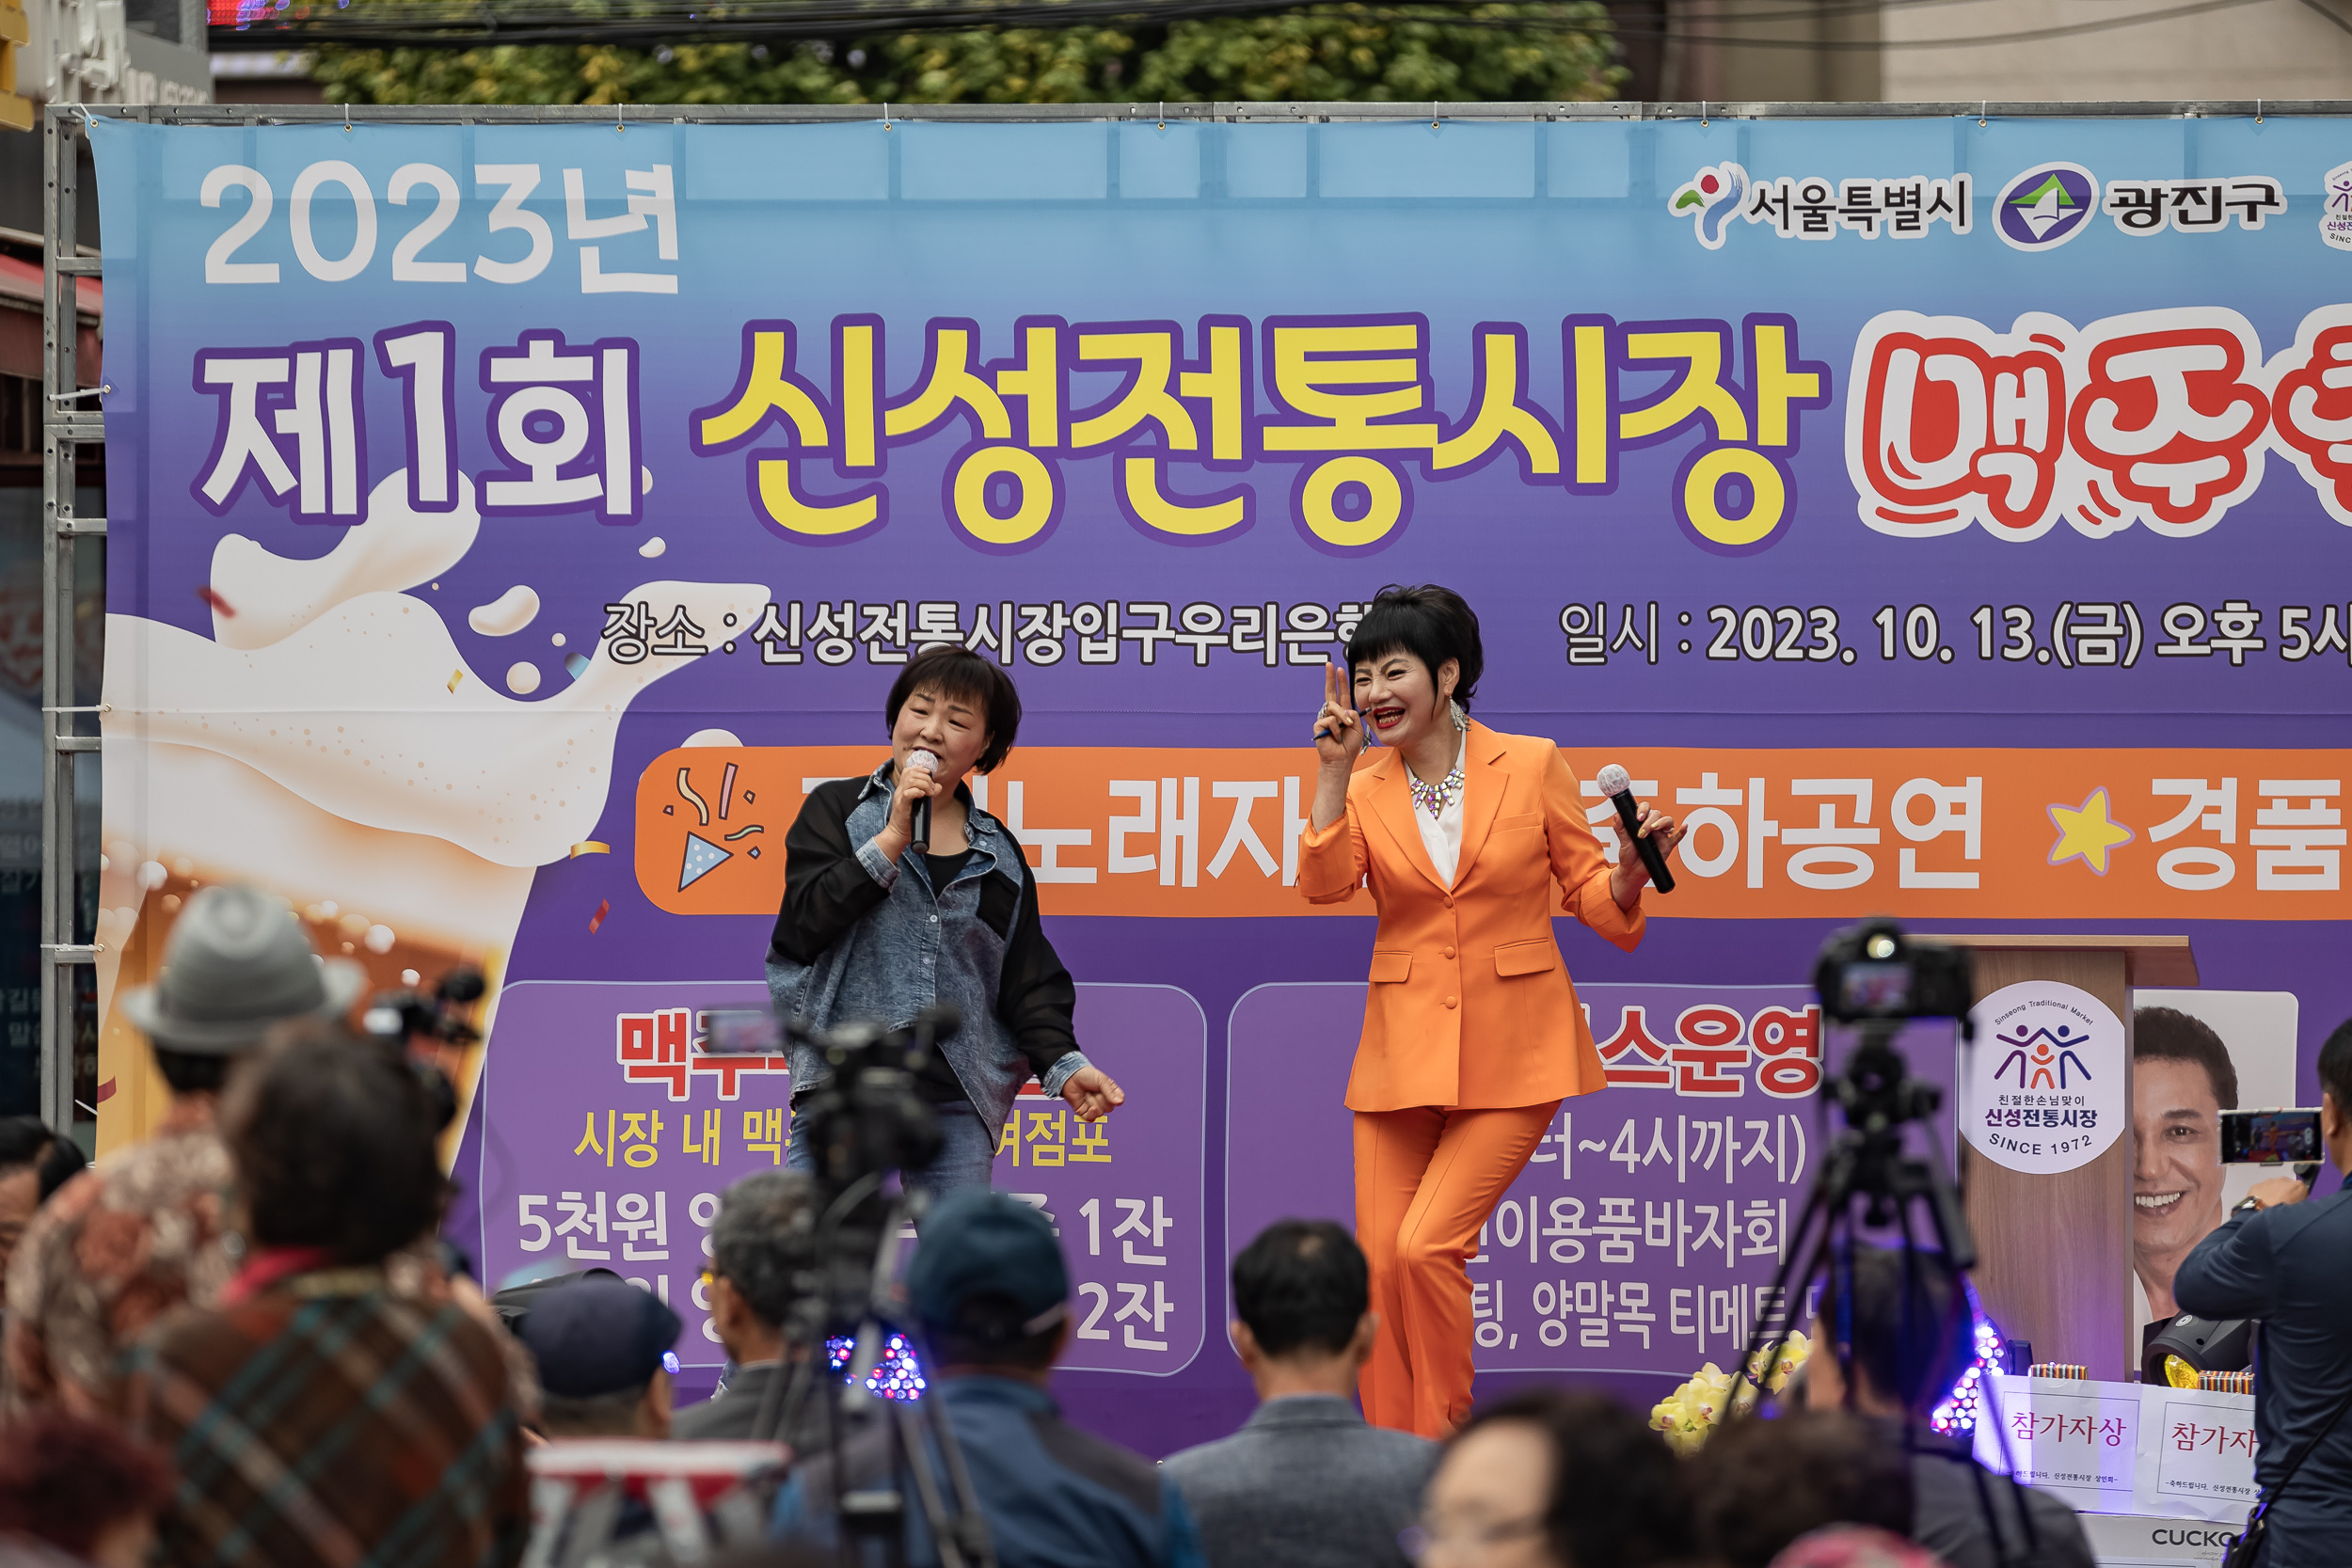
[204,0,2303,53]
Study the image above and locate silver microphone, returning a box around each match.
[1596,763,1675,895]
[907,749,940,852]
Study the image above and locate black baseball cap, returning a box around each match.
[517,1276,682,1400]
[908,1188,1069,1339]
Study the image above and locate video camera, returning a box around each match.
[1814,917,1975,1037]
[358,965,487,1133]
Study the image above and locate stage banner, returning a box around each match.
[87,114,2352,1446]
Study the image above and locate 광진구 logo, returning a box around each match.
[1669,162,1749,249]
[2323,160,2352,251]
[1996,163,2099,251]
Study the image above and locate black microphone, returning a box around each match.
[907,749,939,852]
[1595,763,1674,894]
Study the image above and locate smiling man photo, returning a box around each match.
[2130,1006,2241,1327]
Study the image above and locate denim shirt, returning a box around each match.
[767,762,1089,1139]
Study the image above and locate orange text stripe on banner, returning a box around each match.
[636,745,2348,922]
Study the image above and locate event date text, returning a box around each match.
[1565,600,2352,669]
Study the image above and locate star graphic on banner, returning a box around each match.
[2047,786,2135,876]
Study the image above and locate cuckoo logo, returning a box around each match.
[1996,164,2099,251]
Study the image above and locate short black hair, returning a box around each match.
[1816,1245,1975,1417]
[2319,1016,2352,1117]
[151,1045,230,1097]
[885,646,1022,773]
[1456,1388,1692,1568]
[710,1170,816,1328]
[1233,1219,1366,1358]
[2135,1006,2239,1110]
[1691,1411,1914,1568]
[0,1117,81,1203]
[1344,585,1483,712]
[226,1023,447,1265]
[921,1291,1062,1373]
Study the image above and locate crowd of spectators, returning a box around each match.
[0,881,2233,1568]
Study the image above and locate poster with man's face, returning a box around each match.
[2129,990,2298,1336]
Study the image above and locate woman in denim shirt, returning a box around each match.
[767,646,1125,1194]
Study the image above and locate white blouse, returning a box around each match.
[1414,784,1464,886]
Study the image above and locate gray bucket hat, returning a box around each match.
[119,884,367,1054]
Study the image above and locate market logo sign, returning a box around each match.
[1961,979,2125,1174]
[1996,163,2098,251]
[2323,160,2352,251]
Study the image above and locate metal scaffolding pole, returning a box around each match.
[40,107,99,1135]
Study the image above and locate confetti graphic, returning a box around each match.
[676,768,711,826]
[196,584,237,617]
[569,841,611,857]
[588,898,611,934]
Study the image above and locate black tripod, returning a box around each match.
[1731,1017,2040,1568]
[740,1007,997,1568]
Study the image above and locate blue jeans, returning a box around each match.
[787,1095,1001,1198]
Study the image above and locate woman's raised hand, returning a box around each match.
[1314,659,1364,768]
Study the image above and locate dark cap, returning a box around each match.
[908,1188,1069,1337]
[517,1277,682,1400]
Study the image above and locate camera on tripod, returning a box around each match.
[358,965,487,1133]
[1815,917,1975,1031]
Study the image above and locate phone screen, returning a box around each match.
[2218,1107,2323,1164]
[698,1008,785,1056]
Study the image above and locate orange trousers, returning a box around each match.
[1353,1100,1562,1437]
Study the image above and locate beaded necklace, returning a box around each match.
[1408,722,1468,817]
[1408,762,1464,817]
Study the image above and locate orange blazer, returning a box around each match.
[1297,721,1645,1113]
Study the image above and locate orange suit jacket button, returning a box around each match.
[1445,996,1458,1009]
[1443,945,1456,958]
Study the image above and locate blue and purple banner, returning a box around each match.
[89,113,2352,1449]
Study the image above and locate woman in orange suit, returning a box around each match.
[1300,584,1683,1437]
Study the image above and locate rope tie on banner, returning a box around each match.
[1979,101,1988,128]
[2257,99,2265,124]
[883,101,893,131]
[1159,101,1166,131]
[342,100,353,134]
[615,101,627,135]
[1432,102,1439,130]
[1700,100,1708,128]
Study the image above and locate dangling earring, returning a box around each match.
[1449,698,1469,733]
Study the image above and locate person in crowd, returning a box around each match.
[1163,1219,1435,1568]
[1300,585,1682,1434]
[1806,1246,2092,1568]
[675,1170,818,1443]
[520,1275,682,1440]
[0,1408,174,1567]
[1408,1387,1692,1568]
[771,1187,1201,1568]
[6,884,363,1414]
[1689,1411,1914,1568]
[0,1119,85,1281]
[768,645,1124,1195]
[2132,1006,2241,1324]
[1764,1527,1947,1568]
[123,1030,527,1568]
[2174,1017,2352,1568]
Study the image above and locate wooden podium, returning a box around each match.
[1918,935,2200,1383]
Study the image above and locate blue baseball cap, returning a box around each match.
[908,1188,1069,1338]
[517,1276,683,1400]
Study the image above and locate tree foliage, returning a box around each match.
[309,2,1623,106]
